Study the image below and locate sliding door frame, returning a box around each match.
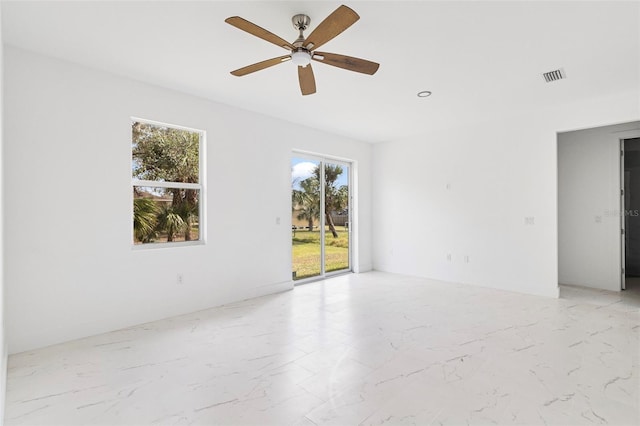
[292,151,354,284]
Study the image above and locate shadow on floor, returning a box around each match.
[559,279,640,312]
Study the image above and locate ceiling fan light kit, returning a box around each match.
[291,50,312,67]
[225,5,380,95]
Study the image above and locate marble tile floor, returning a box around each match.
[559,278,640,314]
[5,272,639,425]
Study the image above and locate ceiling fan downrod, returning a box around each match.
[291,14,312,66]
[291,14,311,48]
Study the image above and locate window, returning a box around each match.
[132,119,204,246]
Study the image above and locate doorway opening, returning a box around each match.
[621,137,640,291]
[291,154,351,282]
[558,122,640,293]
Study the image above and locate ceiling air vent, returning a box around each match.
[543,68,566,83]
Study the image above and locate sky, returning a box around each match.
[291,157,348,190]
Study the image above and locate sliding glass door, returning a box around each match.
[291,157,322,280]
[291,155,351,282]
[323,161,350,273]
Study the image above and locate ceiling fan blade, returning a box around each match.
[312,52,379,75]
[225,16,294,51]
[298,65,317,96]
[303,5,359,51]
[230,55,291,76]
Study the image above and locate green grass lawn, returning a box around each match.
[292,228,349,280]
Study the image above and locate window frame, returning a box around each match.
[131,117,206,249]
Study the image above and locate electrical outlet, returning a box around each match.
[177,273,183,284]
[464,255,470,263]
[525,216,535,225]
[276,217,281,225]
[446,253,452,261]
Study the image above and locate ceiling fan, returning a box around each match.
[225,4,380,96]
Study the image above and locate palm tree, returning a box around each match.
[292,165,348,238]
[174,199,199,241]
[293,177,320,231]
[156,206,185,242]
[133,197,158,243]
[314,164,348,238]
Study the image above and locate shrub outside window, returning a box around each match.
[132,119,204,246]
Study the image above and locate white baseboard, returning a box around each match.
[247,280,294,300]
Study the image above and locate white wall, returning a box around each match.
[0,4,7,421]
[558,122,640,291]
[372,90,640,298]
[3,47,372,354]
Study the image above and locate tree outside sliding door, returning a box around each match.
[291,156,351,281]
[323,162,350,273]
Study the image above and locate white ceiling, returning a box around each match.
[2,1,639,143]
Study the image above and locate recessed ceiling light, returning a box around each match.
[417,90,432,98]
